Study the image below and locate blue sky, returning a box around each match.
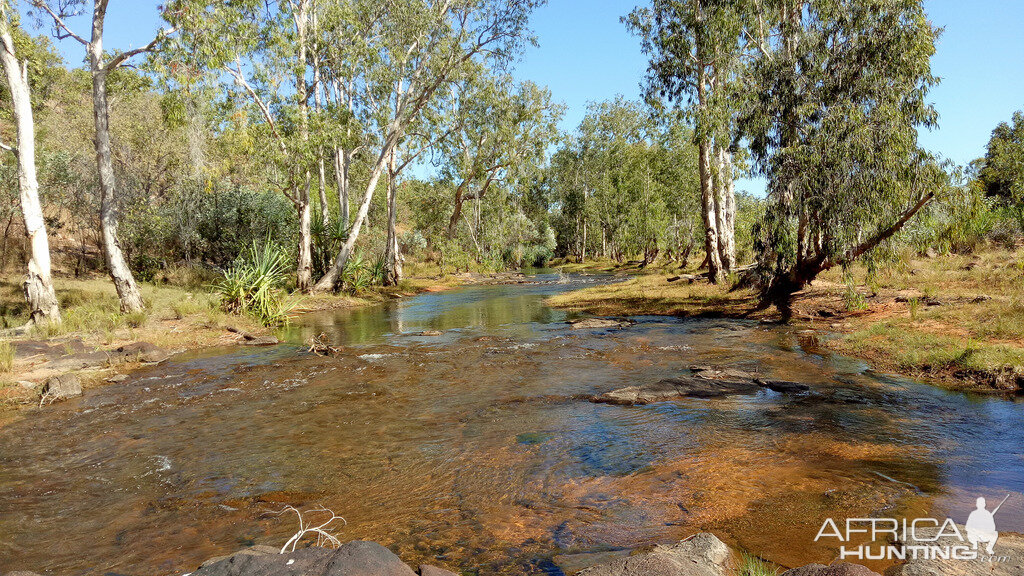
[29,1,1024,195]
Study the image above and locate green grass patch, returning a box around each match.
[737,553,778,576]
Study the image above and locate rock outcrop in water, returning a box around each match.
[592,365,810,405]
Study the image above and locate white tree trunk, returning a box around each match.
[699,139,723,283]
[294,0,313,291]
[720,148,737,269]
[714,146,736,273]
[335,147,350,229]
[88,22,144,313]
[0,11,60,325]
[383,150,402,286]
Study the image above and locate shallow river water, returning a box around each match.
[1,273,1022,575]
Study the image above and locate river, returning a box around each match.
[0,273,1022,575]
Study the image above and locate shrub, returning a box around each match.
[214,239,300,326]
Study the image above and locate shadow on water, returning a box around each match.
[0,272,1022,575]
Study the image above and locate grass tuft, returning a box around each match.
[737,553,778,576]
[0,340,13,373]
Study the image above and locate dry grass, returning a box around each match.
[550,246,1024,392]
[547,273,759,318]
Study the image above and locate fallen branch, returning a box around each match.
[273,505,346,553]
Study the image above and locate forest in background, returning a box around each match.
[0,0,1022,330]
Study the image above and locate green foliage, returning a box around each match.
[737,553,778,576]
[214,239,299,326]
[549,98,701,263]
[338,251,384,294]
[978,110,1024,203]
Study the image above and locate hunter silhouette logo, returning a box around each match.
[965,494,1010,554]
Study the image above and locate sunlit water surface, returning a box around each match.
[1,273,1022,575]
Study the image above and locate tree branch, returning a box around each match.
[32,1,88,46]
[106,26,177,69]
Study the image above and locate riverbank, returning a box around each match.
[0,265,486,409]
[548,247,1024,394]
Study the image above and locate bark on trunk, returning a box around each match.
[716,147,736,271]
[88,19,144,313]
[294,0,313,291]
[383,151,401,286]
[699,139,723,283]
[694,9,723,284]
[0,12,60,325]
[335,148,350,229]
[296,190,313,290]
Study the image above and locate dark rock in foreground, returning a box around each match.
[782,562,880,576]
[189,541,458,576]
[576,533,733,576]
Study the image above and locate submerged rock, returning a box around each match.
[577,532,733,576]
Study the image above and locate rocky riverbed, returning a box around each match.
[7,530,1020,576]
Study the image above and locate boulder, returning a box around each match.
[782,563,880,576]
[113,342,171,364]
[418,565,459,576]
[577,533,734,576]
[42,373,82,400]
[191,542,417,576]
[200,545,281,568]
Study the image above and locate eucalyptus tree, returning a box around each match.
[741,0,945,310]
[164,0,322,290]
[311,0,542,292]
[626,0,743,282]
[977,111,1024,204]
[31,0,175,312]
[441,74,562,239]
[0,0,59,325]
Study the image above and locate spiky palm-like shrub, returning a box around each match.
[215,239,300,326]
